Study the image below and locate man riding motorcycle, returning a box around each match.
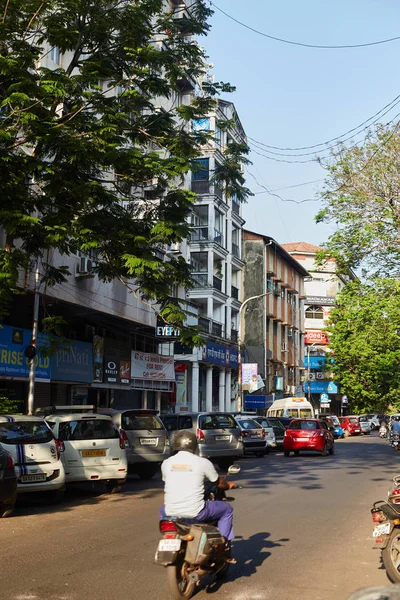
[391,416,400,435]
[159,430,237,543]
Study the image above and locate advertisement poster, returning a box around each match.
[305,331,329,345]
[50,339,93,383]
[174,363,187,411]
[92,335,104,383]
[104,340,131,385]
[242,363,258,391]
[131,352,175,381]
[0,325,51,381]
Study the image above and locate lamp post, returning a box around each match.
[237,292,271,412]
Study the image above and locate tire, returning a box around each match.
[216,542,231,580]
[294,450,300,456]
[329,445,334,455]
[105,481,123,494]
[382,529,400,583]
[136,465,158,480]
[167,562,195,600]
[0,505,14,518]
[284,450,290,457]
[321,444,328,457]
[47,488,65,504]
[341,434,345,439]
[217,458,234,470]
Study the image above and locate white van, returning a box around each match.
[267,397,315,419]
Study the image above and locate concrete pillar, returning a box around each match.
[206,365,213,412]
[142,390,148,409]
[155,391,161,413]
[226,304,232,338]
[219,368,226,412]
[225,370,232,412]
[207,250,214,287]
[191,362,199,412]
[207,296,214,320]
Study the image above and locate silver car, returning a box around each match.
[359,415,372,435]
[99,409,169,480]
[159,412,243,469]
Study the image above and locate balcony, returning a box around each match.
[198,316,224,339]
[190,226,209,242]
[231,329,238,343]
[231,285,239,300]
[214,184,223,200]
[211,320,223,337]
[232,199,240,215]
[232,243,240,258]
[199,316,211,334]
[214,229,224,247]
[213,275,223,292]
[192,272,208,288]
[191,180,224,200]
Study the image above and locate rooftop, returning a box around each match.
[281,242,323,254]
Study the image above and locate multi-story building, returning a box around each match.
[282,242,354,414]
[242,231,309,402]
[172,100,246,413]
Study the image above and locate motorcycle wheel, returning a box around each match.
[382,529,400,583]
[167,561,196,600]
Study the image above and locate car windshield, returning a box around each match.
[289,420,319,430]
[122,413,164,431]
[359,416,368,422]
[58,419,119,441]
[0,421,54,445]
[256,418,273,429]
[237,419,262,430]
[199,415,237,429]
[331,417,340,426]
[349,418,359,424]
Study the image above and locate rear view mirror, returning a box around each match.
[228,464,241,475]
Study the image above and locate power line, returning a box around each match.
[270,179,323,192]
[212,3,400,49]
[247,169,320,204]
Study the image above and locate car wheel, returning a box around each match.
[329,445,334,455]
[341,434,345,439]
[321,444,328,457]
[284,450,290,457]
[47,488,65,504]
[105,480,124,494]
[137,466,158,480]
[0,505,15,518]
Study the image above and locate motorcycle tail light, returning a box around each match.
[392,489,400,496]
[372,511,384,523]
[55,439,65,460]
[160,520,178,533]
[260,430,265,438]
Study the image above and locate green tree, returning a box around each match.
[316,124,400,277]
[325,279,400,413]
[0,0,250,343]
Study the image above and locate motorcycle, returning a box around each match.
[371,499,400,582]
[154,463,241,600]
[379,425,388,438]
[390,433,400,450]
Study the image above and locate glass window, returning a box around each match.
[178,416,193,429]
[305,305,324,319]
[286,409,299,418]
[300,409,313,418]
[58,419,119,441]
[237,419,261,430]
[289,420,319,430]
[191,158,209,181]
[122,413,164,431]
[0,421,54,445]
[50,46,60,65]
[199,414,237,429]
[161,416,178,431]
[349,418,359,424]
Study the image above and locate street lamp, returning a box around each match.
[237,292,271,412]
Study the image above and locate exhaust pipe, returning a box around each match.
[188,569,207,584]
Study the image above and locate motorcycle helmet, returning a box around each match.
[172,430,198,454]
[396,417,400,421]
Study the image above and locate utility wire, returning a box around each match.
[212,3,400,49]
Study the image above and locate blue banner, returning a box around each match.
[202,341,238,369]
[0,325,51,380]
[50,340,93,383]
[303,381,338,394]
[244,395,266,410]
[304,356,327,369]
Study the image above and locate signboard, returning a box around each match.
[0,325,51,381]
[131,351,175,381]
[242,363,257,391]
[104,340,131,385]
[275,376,283,391]
[321,402,330,408]
[202,341,238,369]
[304,381,338,394]
[174,363,187,410]
[92,335,104,383]
[156,321,181,339]
[305,331,329,345]
[51,339,93,383]
[320,393,330,403]
[305,296,336,306]
[304,356,327,369]
[342,395,349,405]
[244,395,266,410]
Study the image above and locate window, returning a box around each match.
[305,305,324,319]
[178,416,193,429]
[289,420,319,430]
[0,421,54,445]
[191,158,209,181]
[199,414,237,429]
[58,419,120,441]
[237,419,261,430]
[121,413,164,431]
[161,415,178,431]
[266,276,273,291]
[50,46,61,65]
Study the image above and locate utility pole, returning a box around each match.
[306,342,317,406]
[27,260,40,416]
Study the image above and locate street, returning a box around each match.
[1,433,397,600]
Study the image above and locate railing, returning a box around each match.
[214,184,223,200]
[213,276,223,292]
[191,180,209,194]
[190,226,209,242]
[211,321,223,337]
[231,329,238,342]
[231,285,239,300]
[232,243,240,258]
[198,316,211,334]
[192,273,208,287]
[214,229,224,246]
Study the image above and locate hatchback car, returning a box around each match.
[318,415,343,439]
[283,419,334,457]
[46,413,127,493]
[339,416,362,436]
[359,415,372,435]
[253,416,281,449]
[100,409,169,480]
[0,415,66,498]
[160,412,243,469]
[0,444,17,517]
[234,417,267,457]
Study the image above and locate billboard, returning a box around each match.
[131,352,175,381]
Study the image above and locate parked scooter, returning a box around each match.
[379,425,388,438]
[371,499,400,582]
[154,464,241,600]
[390,433,400,450]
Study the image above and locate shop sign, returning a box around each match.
[305,331,329,345]
[131,351,175,381]
[305,296,336,306]
[156,321,181,339]
[92,335,104,383]
[0,325,51,381]
[104,340,131,385]
[244,395,266,410]
[51,339,93,383]
[275,376,284,391]
[202,341,238,368]
[303,381,338,394]
[304,356,327,369]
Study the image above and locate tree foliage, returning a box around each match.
[0,0,250,342]
[316,124,400,276]
[326,279,400,413]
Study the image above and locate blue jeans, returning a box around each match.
[160,500,234,541]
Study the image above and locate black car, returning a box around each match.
[0,444,17,518]
[268,416,294,430]
[255,417,286,449]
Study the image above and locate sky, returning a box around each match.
[202,0,400,246]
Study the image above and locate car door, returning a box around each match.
[320,421,333,446]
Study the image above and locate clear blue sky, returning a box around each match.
[202,0,400,246]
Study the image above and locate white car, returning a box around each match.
[46,413,127,493]
[0,415,66,497]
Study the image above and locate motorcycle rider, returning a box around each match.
[160,430,236,543]
[391,416,400,435]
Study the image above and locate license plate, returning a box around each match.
[158,538,181,551]
[216,435,230,441]
[394,442,399,446]
[373,523,391,537]
[81,450,106,457]
[251,434,260,439]
[20,473,46,483]
[140,438,157,446]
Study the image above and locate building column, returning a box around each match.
[155,391,161,413]
[206,365,213,412]
[219,368,226,412]
[142,390,148,409]
[207,250,214,288]
[225,369,232,412]
[191,361,199,412]
[207,296,214,320]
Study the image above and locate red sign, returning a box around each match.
[305,331,329,345]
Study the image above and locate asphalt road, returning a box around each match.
[1,432,399,600]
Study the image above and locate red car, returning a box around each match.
[283,419,334,457]
[339,416,362,436]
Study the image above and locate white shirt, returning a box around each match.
[162,451,219,518]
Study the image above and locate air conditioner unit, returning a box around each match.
[75,256,94,278]
[309,373,316,380]
[281,342,288,352]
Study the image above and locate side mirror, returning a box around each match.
[228,464,241,475]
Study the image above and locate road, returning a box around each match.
[1,433,398,600]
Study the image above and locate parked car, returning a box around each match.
[233,413,277,449]
[359,415,372,435]
[267,416,293,430]
[339,416,362,436]
[364,413,382,430]
[318,415,344,439]
[100,409,169,480]
[46,413,127,492]
[253,416,283,449]
[0,444,17,517]
[160,412,243,469]
[234,417,267,457]
[0,415,66,499]
[284,419,334,457]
